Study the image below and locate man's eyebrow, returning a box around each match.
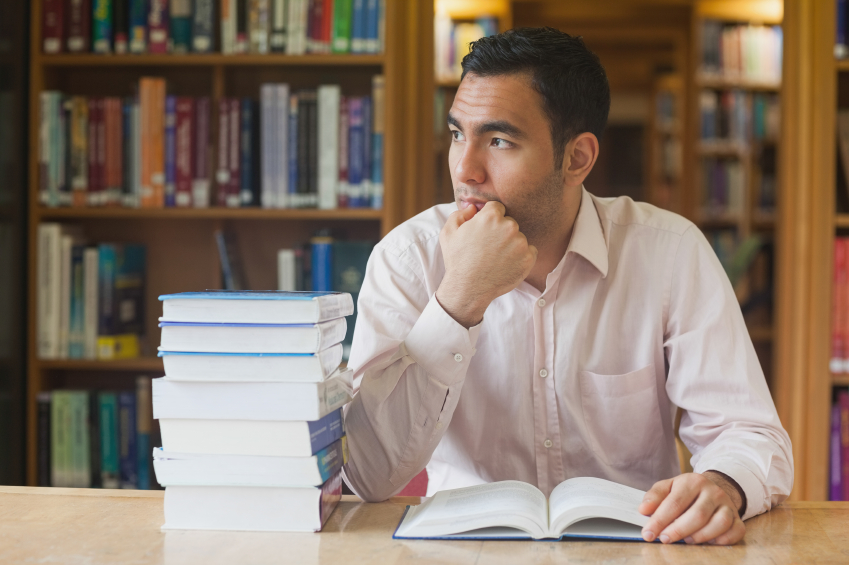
[447,113,462,130]
[447,113,525,140]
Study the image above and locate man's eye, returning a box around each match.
[492,138,512,148]
[451,130,464,141]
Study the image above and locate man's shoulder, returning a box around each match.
[590,193,695,238]
[375,203,456,259]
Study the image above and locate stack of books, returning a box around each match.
[152,290,354,531]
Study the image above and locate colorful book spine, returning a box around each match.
[221,0,237,53]
[832,239,846,373]
[69,97,88,207]
[317,85,340,209]
[42,0,65,53]
[331,0,352,53]
[193,97,211,207]
[67,0,91,52]
[216,98,230,206]
[275,84,290,208]
[136,377,152,490]
[370,75,384,209]
[307,90,318,206]
[113,0,129,53]
[93,0,113,53]
[839,0,848,59]
[347,96,364,207]
[297,92,310,206]
[269,0,287,51]
[360,95,371,208]
[99,392,120,488]
[364,0,378,53]
[83,247,99,359]
[260,85,276,208]
[106,97,124,205]
[337,95,349,207]
[249,0,271,53]
[311,236,333,291]
[288,92,299,206]
[175,97,194,207]
[236,0,249,52]
[228,98,241,207]
[118,391,138,489]
[841,390,849,501]
[141,78,166,208]
[148,0,170,53]
[129,0,148,53]
[350,0,365,53]
[68,245,86,358]
[70,391,91,487]
[192,0,214,52]
[170,0,192,52]
[240,98,257,206]
[51,392,69,486]
[86,98,100,205]
[164,95,178,207]
[832,403,843,500]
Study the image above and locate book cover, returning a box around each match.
[285,0,303,55]
[273,84,290,208]
[832,238,846,373]
[67,0,92,52]
[58,234,75,358]
[174,97,194,207]
[370,75,384,209]
[278,249,297,291]
[215,229,248,290]
[42,0,65,53]
[228,98,242,207]
[93,0,113,53]
[240,98,259,206]
[170,0,192,52]
[350,0,365,53]
[841,390,849,501]
[37,224,62,358]
[347,97,364,208]
[137,376,153,490]
[89,392,102,488]
[288,91,299,207]
[118,391,138,489]
[364,0,377,53]
[297,91,311,207]
[221,0,237,53]
[140,77,166,208]
[83,247,99,359]
[192,0,215,52]
[69,245,86,358]
[317,85,340,210]
[50,391,68,487]
[106,97,124,205]
[193,97,211,207]
[129,0,147,53]
[97,243,146,358]
[37,393,52,486]
[70,391,91,487]
[321,0,334,53]
[86,97,100,205]
[305,0,319,53]
[99,392,120,488]
[148,0,170,53]
[69,97,88,207]
[249,0,270,53]
[270,0,287,51]
[59,95,71,205]
[337,95,349,207]
[164,95,177,207]
[311,236,333,292]
[331,0,351,53]
[113,0,129,53]
[306,90,319,207]
[236,0,249,52]
[261,84,277,208]
[216,98,230,206]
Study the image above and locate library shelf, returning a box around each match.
[836,215,849,229]
[836,59,849,72]
[36,357,164,372]
[696,213,743,228]
[36,207,385,221]
[833,374,849,387]
[696,141,750,158]
[747,325,774,342]
[695,74,781,92]
[436,79,462,88]
[35,53,385,68]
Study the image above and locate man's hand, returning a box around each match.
[639,472,746,545]
[436,201,538,328]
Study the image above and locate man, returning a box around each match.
[342,27,793,546]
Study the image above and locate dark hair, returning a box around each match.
[461,27,610,169]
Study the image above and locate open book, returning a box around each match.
[393,477,651,541]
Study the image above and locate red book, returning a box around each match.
[228,98,241,208]
[105,98,123,206]
[86,98,99,205]
[175,97,194,208]
[96,98,107,205]
[66,0,91,52]
[323,0,334,52]
[216,99,230,207]
[833,238,847,373]
[148,0,170,53]
[840,391,849,501]
[193,97,211,208]
[307,0,320,52]
[42,0,65,53]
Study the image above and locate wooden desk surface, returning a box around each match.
[1,487,848,565]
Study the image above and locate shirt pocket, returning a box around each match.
[579,364,663,467]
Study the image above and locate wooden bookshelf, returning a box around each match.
[24,0,434,486]
[647,74,684,214]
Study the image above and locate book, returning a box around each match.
[170,0,192,52]
[331,0,351,53]
[67,0,91,52]
[249,0,270,53]
[364,0,378,53]
[192,0,214,52]
[174,97,194,207]
[89,392,102,488]
[42,0,64,53]
[317,85,340,209]
[68,245,86,358]
[214,229,247,290]
[161,469,342,531]
[192,97,211,207]
[36,224,62,358]
[260,84,277,208]
[164,95,177,207]
[227,98,241,207]
[158,343,343,382]
[51,391,68,486]
[833,238,847,373]
[37,393,52,486]
[99,392,120,488]
[137,376,153,490]
[311,236,333,291]
[370,75,384,209]
[97,243,146,359]
[153,436,346,487]
[93,0,113,53]
[337,95,349,207]
[394,478,651,541]
[269,0,288,51]
[350,0,365,53]
[278,249,297,291]
[221,0,237,53]
[69,391,91,487]
[236,0,249,52]
[118,391,138,488]
[140,77,166,207]
[148,0,170,53]
[159,290,354,323]
[129,0,147,52]
[347,97,365,207]
[159,406,344,457]
[114,0,129,53]
[68,97,88,206]
[152,367,353,421]
[288,92,299,206]
[216,98,230,205]
[831,401,843,500]
[841,390,849,501]
[239,98,257,206]
[83,247,99,359]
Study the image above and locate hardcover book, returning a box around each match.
[159,290,353,324]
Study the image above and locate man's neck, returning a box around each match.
[524,188,583,292]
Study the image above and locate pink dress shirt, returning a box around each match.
[342,188,793,520]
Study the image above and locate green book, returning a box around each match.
[331,0,353,53]
[99,392,120,489]
[50,392,67,487]
[92,0,113,54]
[70,391,91,487]
[170,0,193,53]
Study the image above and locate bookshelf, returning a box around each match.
[647,73,683,214]
[25,0,431,486]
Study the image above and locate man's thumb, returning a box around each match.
[457,203,478,224]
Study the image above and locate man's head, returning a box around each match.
[447,27,610,245]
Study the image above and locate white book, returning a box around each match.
[277,249,297,291]
[159,290,353,324]
[159,406,344,457]
[37,224,61,358]
[152,367,353,421]
[317,85,340,210]
[82,247,99,359]
[162,471,342,531]
[152,437,346,487]
[221,0,237,54]
[158,318,347,353]
[58,234,74,358]
[260,84,275,208]
[393,478,650,541]
[159,343,342,382]
[285,0,304,55]
[275,84,290,208]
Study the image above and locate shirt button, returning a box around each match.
[453,353,463,363]
[538,298,546,307]
[539,369,548,378]
[544,439,553,448]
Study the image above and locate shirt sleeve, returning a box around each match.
[664,226,794,521]
[342,245,481,502]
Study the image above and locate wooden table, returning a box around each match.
[2,487,849,564]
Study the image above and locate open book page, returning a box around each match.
[394,481,549,539]
[547,477,649,538]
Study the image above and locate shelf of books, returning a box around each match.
[687,3,782,391]
[26,0,403,488]
[648,74,683,214]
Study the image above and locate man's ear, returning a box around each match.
[561,132,599,187]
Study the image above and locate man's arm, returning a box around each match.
[639,225,793,545]
[344,203,537,501]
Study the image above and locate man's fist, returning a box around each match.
[436,201,538,327]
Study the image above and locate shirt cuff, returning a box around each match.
[695,459,764,521]
[404,294,481,386]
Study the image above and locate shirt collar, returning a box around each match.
[565,187,609,278]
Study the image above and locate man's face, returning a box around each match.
[447,72,567,246]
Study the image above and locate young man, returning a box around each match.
[342,28,792,546]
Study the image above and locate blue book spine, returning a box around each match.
[129,0,148,53]
[97,244,117,336]
[93,0,114,53]
[347,97,364,207]
[351,0,365,53]
[371,131,383,209]
[315,437,346,484]
[240,98,254,206]
[288,94,299,204]
[311,239,333,292]
[365,0,378,53]
[118,392,137,489]
[308,409,345,453]
[69,245,85,358]
[165,95,177,207]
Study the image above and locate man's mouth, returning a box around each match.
[459,199,487,211]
